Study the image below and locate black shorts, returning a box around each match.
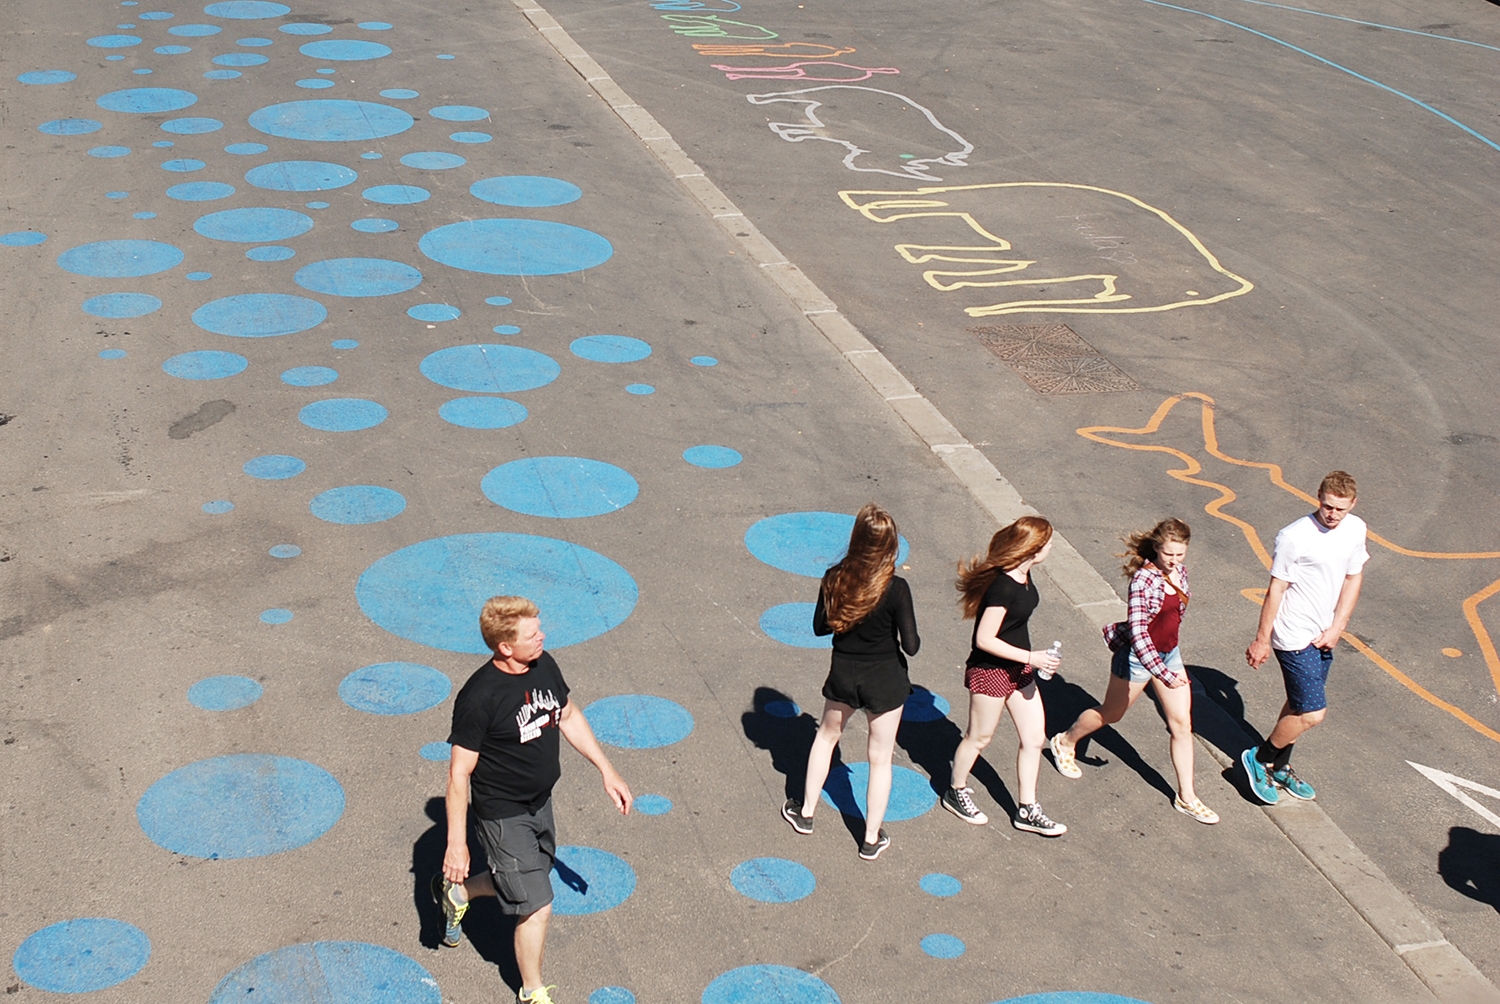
[474,799,556,916]
[821,657,912,715]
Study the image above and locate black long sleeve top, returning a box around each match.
[813,575,920,664]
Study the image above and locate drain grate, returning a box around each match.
[969,323,1141,395]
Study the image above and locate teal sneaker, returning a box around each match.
[1241,748,1280,804]
[1270,764,1316,800]
[430,874,468,947]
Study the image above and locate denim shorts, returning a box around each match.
[1111,644,1183,684]
[1275,644,1333,713]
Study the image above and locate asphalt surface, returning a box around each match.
[2,0,1497,1002]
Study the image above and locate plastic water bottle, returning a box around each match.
[1036,640,1062,681]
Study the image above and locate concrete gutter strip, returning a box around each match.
[510,2,1500,999]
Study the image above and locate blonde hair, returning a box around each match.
[1318,470,1357,500]
[1120,518,1191,577]
[956,516,1053,619]
[480,595,539,652]
[821,503,899,634]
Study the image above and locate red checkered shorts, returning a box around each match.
[964,662,1033,698]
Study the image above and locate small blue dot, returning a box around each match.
[633,794,672,815]
[98,348,128,359]
[764,699,800,718]
[188,675,263,710]
[187,271,212,280]
[107,191,129,199]
[359,20,393,29]
[381,88,418,99]
[589,989,636,1004]
[153,140,174,147]
[626,384,654,395]
[731,858,816,903]
[331,338,358,349]
[133,211,156,219]
[351,218,399,233]
[683,445,742,469]
[204,69,242,79]
[920,934,966,959]
[584,695,693,749]
[269,544,301,558]
[299,398,387,432]
[225,142,268,154]
[439,397,527,430]
[316,67,336,74]
[281,365,337,386]
[0,231,48,246]
[419,741,452,761]
[492,324,520,335]
[571,334,651,363]
[260,608,293,624]
[408,302,460,322]
[920,873,963,897]
[202,500,234,514]
[339,662,450,715]
[246,245,295,261]
[482,456,637,518]
[238,37,273,46]
[485,295,512,306]
[243,454,305,479]
[134,68,153,74]
[690,355,718,366]
[437,53,455,59]
[310,485,406,524]
[297,78,335,89]
[360,151,382,159]
[450,131,491,143]
[305,200,329,209]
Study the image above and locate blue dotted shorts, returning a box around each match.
[1275,644,1334,713]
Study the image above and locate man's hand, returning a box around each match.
[1310,626,1341,650]
[602,770,633,815]
[442,843,470,885]
[1246,638,1272,669]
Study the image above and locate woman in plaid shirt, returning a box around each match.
[1047,519,1219,824]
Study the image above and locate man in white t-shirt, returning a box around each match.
[1241,471,1369,804]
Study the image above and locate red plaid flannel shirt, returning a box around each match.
[1126,563,1189,687]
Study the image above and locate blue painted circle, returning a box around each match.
[338,662,450,715]
[583,695,693,749]
[261,608,293,624]
[207,943,439,1004]
[381,88,419,99]
[633,794,672,815]
[299,398,388,432]
[196,207,315,242]
[493,325,521,335]
[213,52,267,66]
[269,544,301,558]
[331,338,358,349]
[306,201,331,209]
[280,22,332,34]
[482,457,638,519]
[204,69,243,79]
[420,344,559,393]
[591,989,636,1004]
[691,355,719,366]
[105,191,129,199]
[155,44,193,53]
[418,219,613,276]
[12,919,150,994]
[188,675,263,710]
[163,349,248,380]
[450,131,491,143]
[40,118,103,135]
[163,116,224,134]
[570,335,650,363]
[745,512,909,578]
[470,175,581,207]
[152,141,175,148]
[731,858,816,903]
[920,873,962,897]
[162,158,207,172]
[485,295,512,306]
[246,159,358,190]
[194,293,327,336]
[249,99,412,141]
[439,397,527,429]
[82,293,161,318]
[243,453,305,479]
[299,39,390,60]
[202,500,234,513]
[437,54,455,59]
[764,699,800,718]
[133,69,155,75]
[401,151,465,170]
[430,104,488,121]
[18,70,77,84]
[225,141,268,154]
[89,145,133,158]
[625,384,654,395]
[819,763,936,821]
[238,36,274,45]
[246,245,295,261]
[360,151,382,159]
[702,966,840,1004]
[282,365,337,386]
[99,349,128,359]
[168,181,236,200]
[419,741,451,761]
[551,846,635,915]
[316,68,337,74]
[295,257,421,296]
[88,35,143,48]
[903,686,951,723]
[363,184,429,205]
[310,485,405,523]
[2,231,47,246]
[140,10,174,17]
[760,603,828,648]
[921,934,965,959]
[171,24,222,36]
[297,78,335,89]
[97,87,198,113]
[58,239,183,277]
[137,753,342,858]
[684,445,741,469]
[352,218,399,233]
[204,2,293,19]
[357,532,637,652]
[360,21,393,29]
[408,302,459,321]
[991,997,1153,1004]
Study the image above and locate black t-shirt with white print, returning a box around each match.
[448,651,571,820]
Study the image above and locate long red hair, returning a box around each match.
[821,503,899,633]
[956,516,1053,619]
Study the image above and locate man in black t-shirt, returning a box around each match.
[434,596,632,1004]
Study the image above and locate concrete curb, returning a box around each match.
[509,3,1499,999]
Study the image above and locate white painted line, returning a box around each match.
[1397,940,1452,954]
[1409,761,1500,830]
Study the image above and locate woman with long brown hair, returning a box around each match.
[782,503,919,860]
[1048,518,1218,823]
[941,516,1066,837]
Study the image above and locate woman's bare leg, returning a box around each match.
[951,692,1005,789]
[861,705,904,844]
[800,700,855,816]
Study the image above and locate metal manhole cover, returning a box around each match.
[970,323,1140,394]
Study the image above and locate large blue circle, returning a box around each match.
[356,532,637,652]
[759,603,829,649]
[338,662,450,715]
[163,349,248,380]
[745,512,910,578]
[194,293,327,336]
[243,454,305,479]
[188,675,263,710]
[299,39,391,60]
[551,846,635,915]
[819,763,937,821]
[249,99,413,141]
[295,257,422,296]
[207,942,439,1004]
[730,858,815,903]
[57,239,183,277]
[921,934,965,959]
[482,457,638,518]
[310,485,406,523]
[82,293,161,318]
[97,87,198,113]
[245,160,358,191]
[204,1,292,17]
[195,207,314,242]
[471,175,581,207]
[420,344,559,393]
[419,219,612,276]
[136,753,344,858]
[439,397,527,429]
[684,445,742,469]
[299,398,388,431]
[12,919,150,993]
[702,966,840,1004]
[584,695,693,748]
[570,335,651,363]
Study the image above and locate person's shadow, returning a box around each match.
[741,686,863,843]
[1032,673,1177,802]
[895,685,1021,817]
[410,797,522,989]
[1438,826,1500,913]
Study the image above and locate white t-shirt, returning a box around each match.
[1269,512,1370,651]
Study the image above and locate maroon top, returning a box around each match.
[1147,585,1184,655]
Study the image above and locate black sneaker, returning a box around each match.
[1012,802,1067,837]
[940,785,989,825]
[858,829,890,860]
[782,798,814,835]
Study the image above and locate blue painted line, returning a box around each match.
[1138,0,1500,152]
[759,602,829,649]
[482,456,639,518]
[702,966,841,1004]
[551,846,636,915]
[730,858,816,903]
[920,934,965,959]
[919,872,962,897]
[338,662,451,715]
[1222,0,1500,53]
[188,675,263,710]
[820,763,937,821]
[12,918,151,993]
[207,942,440,1004]
[310,484,406,523]
[584,694,694,748]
